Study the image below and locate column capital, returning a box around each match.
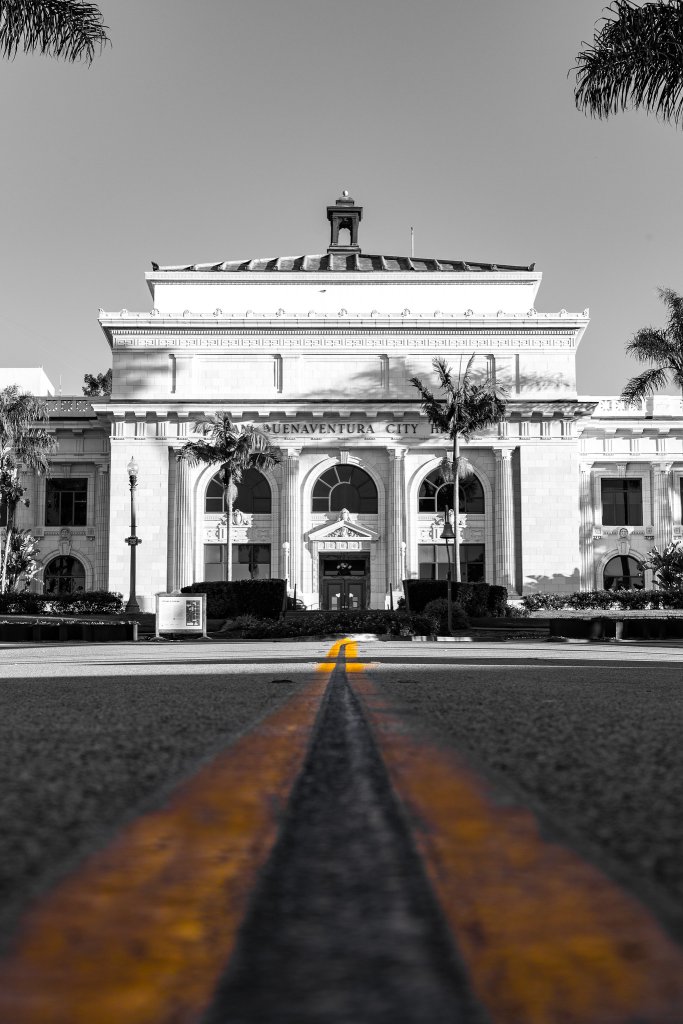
[579,461,594,475]
[493,445,515,461]
[654,462,674,474]
[386,446,407,460]
[281,446,302,460]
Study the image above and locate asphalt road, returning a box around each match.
[2,638,683,1022]
[0,651,307,947]
[370,658,683,940]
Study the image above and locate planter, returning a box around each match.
[0,621,138,643]
[549,616,683,641]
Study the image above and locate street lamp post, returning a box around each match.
[440,505,456,635]
[125,456,141,613]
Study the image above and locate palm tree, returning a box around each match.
[0,0,109,64]
[0,386,57,594]
[177,414,280,582]
[574,1,683,127]
[410,357,507,583]
[621,287,683,403]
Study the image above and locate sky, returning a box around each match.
[1,0,682,396]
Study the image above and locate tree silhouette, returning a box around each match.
[0,0,109,64]
[575,1,683,127]
[621,287,683,403]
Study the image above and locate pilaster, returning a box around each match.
[494,446,516,591]
[281,448,302,591]
[94,465,110,589]
[579,462,594,591]
[652,463,673,548]
[386,446,407,596]
[172,454,194,590]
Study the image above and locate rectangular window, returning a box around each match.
[233,543,271,581]
[418,544,485,583]
[45,478,88,526]
[601,479,642,526]
[203,543,225,582]
[203,543,272,582]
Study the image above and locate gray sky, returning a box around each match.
[1,0,682,396]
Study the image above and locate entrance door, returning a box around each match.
[321,555,368,610]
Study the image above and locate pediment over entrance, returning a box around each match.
[307,509,379,543]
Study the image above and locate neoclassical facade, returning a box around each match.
[10,195,683,608]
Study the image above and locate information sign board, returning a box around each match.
[155,593,207,638]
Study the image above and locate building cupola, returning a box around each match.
[327,191,362,254]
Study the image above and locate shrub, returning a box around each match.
[0,590,123,615]
[403,579,507,617]
[487,585,509,616]
[237,610,434,639]
[423,598,469,634]
[182,579,287,620]
[520,589,683,612]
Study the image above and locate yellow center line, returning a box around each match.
[353,671,683,1023]
[0,667,335,1024]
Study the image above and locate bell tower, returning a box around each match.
[327,191,362,254]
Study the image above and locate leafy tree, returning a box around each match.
[82,369,112,397]
[0,0,108,63]
[644,541,683,587]
[4,529,40,592]
[0,386,57,594]
[621,287,683,402]
[177,415,281,581]
[410,357,507,583]
[574,1,683,127]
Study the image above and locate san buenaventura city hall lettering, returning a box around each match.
[10,193,683,609]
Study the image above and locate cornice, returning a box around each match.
[144,270,542,286]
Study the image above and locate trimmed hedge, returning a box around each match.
[182,578,287,620]
[522,589,683,613]
[237,609,435,639]
[0,591,123,615]
[403,580,508,617]
[423,599,469,634]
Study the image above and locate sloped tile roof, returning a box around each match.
[150,254,535,273]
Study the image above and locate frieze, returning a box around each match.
[112,332,577,350]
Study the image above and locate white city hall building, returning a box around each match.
[12,195,683,608]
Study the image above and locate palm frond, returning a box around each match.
[432,357,454,393]
[177,439,221,466]
[0,0,109,64]
[626,326,673,363]
[574,0,683,126]
[658,285,683,342]
[621,364,671,402]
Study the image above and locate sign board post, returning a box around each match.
[155,593,208,639]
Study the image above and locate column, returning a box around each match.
[94,464,110,590]
[493,446,516,590]
[386,446,406,595]
[172,454,194,590]
[579,462,594,591]
[653,463,673,547]
[280,448,301,591]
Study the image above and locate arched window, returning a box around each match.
[603,555,645,591]
[312,465,378,514]
[44,556,86,595]
[204,469,271,514]
[418,469,485,514]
